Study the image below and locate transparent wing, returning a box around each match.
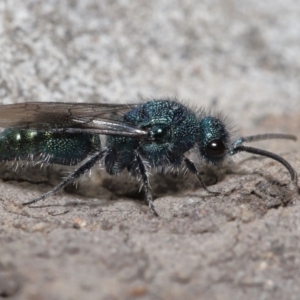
[0,102,148,137]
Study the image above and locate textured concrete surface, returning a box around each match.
[0,1,300,299]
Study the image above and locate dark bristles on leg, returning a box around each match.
[230,145,297,182]
[132,152,159,216]
[22,150,107,207]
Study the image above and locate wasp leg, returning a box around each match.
[130,152,159,216]
[23,150,108,206]
[182,156,220,195]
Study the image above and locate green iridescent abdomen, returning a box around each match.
[0,129,100,165]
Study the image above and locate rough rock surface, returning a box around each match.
[0,1,300,299]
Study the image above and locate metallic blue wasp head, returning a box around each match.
[197,115,230,164]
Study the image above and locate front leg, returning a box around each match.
[130,152,159,216]
[182,156,220,195]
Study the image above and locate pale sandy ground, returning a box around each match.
[0,1,300,299]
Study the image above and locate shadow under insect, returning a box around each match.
[100,167,219,200]
[0,99,298,216]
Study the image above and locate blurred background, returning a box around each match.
[1,0,299,134]
[1,2,300,299]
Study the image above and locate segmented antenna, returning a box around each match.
[234,133,297,147]
[230,133,297,182]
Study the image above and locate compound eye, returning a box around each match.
[206,139,226,157]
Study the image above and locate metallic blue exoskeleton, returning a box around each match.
[106,100,200,173]
[0,99,297,215]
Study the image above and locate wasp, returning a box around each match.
[0,99,297,215]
